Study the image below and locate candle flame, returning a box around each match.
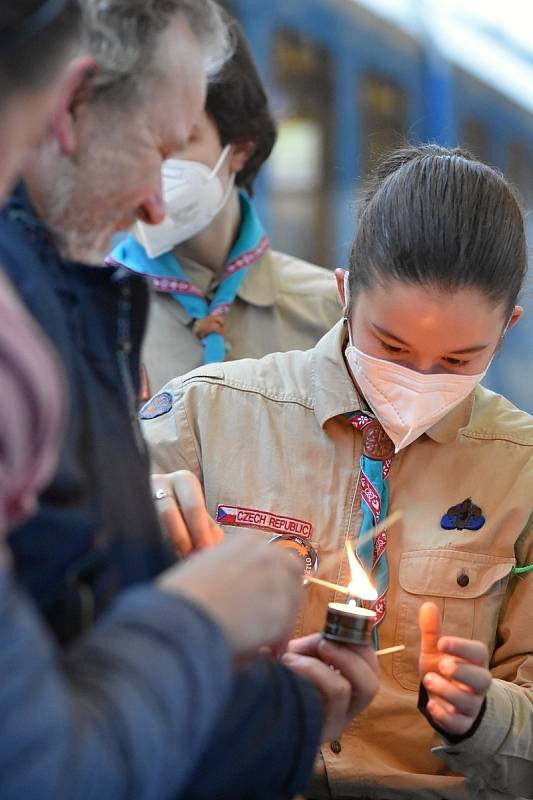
[345,540,378,602]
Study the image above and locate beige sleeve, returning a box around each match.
[141,378,202,479]
[433,520,533,797]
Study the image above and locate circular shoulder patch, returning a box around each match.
[269,534,319,576]
[139,391,173,420]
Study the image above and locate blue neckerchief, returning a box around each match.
[356,453,390,649]
[345,413,393,649]
[108,191,269,363]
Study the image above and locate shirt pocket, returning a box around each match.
[393,549,515,691]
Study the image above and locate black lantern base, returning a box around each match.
[323,602,376,645]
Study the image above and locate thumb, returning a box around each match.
[419,601,442,659]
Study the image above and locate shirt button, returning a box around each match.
[330,740,342,754]
[457,573,470,587]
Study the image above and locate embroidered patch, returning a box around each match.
[269,534,319,576]
[139,391,173,420]
[440,498,485,531]
[216,504,313,539]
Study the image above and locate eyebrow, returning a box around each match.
[370,322,490,355]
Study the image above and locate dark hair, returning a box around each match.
[349,144,527,318]
[206,15,277,195]
[0,0,80,100]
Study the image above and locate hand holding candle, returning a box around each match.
[282,633,380,741]
[419,602,492,736]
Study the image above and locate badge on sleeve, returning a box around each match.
[440,498,485,531]
[269,534,319,576]
[139,391,173,420]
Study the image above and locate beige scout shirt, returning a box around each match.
[143,322,533,800]
[141,247,341,393]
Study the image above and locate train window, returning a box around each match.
[359,75,407,176]
[507,139,532,205]
[269,29,334,267]
[461,118,489,164]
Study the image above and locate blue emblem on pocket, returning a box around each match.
[440,498,485,531]
[139,391,172,420]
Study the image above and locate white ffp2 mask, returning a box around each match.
[134,145,235,259]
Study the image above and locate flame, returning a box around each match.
[345,540,378,602]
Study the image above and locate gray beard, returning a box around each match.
[50,225,109,266]
[36,162,113,266]
[40,195,111,266]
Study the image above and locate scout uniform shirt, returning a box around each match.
[141,248,341,392]
[142,322,533,800]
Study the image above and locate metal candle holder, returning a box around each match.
[323,602,376,645]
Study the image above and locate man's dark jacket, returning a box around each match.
[0,186,322,799]
[1,186,174,642]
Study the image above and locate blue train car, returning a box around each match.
[225,0,533,412]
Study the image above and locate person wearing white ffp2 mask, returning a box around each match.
[107,17,340,391]
[134,145,235,259]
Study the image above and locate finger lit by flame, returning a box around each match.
[345,539,378,602]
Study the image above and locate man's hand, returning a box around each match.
[151,471,223,555]
[157,534,304,657]
[281,633,379,742]
[419,602,491,736]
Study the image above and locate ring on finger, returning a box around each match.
[153,488,169,501]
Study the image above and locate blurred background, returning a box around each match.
[222,0,533,412]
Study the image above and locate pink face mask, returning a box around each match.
[342,272,489,452]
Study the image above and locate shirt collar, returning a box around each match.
[141,190,278,318]
[189,190,278,308]
[424,391,476,444]
[162,246,278,327]
[312,320,476,443]
[236,248,278,307]
[175,243,279,307]
[313,321,364,428]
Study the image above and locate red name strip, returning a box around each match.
[216,504,313,539]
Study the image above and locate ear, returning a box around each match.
[53,56,97,157]
[505,304,523,333]
[335,268,349,312]
[228,139,255,175]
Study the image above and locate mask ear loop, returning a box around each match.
[490,313,514,362]
[501,314,513,340]
[208,144,236,215]
[343,270,350,323]
[209,144,232,180]
[343,270,356,349]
